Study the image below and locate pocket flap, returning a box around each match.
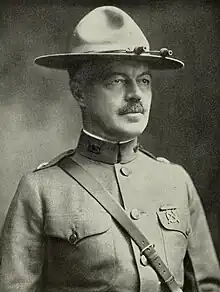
[44,213,111,244]
[157,207,187,238]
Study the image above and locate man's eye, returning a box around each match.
[139,78,150,85]
[104,78,125,87]
[111,79,124,84]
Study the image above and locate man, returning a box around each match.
[0,5,220,292]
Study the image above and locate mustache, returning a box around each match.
[118,102,146,115]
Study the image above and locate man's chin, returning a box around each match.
[114,124,147,141]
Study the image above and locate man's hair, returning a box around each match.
[68,59,109,101]
[67,60,106,84]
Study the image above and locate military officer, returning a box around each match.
[0,5,220,292]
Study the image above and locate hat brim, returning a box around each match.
[34,53,184,71]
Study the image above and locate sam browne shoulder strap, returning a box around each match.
[58,156,183,292]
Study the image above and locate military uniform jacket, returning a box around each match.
[0,131,220,292]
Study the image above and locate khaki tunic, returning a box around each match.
[0,131,220,291]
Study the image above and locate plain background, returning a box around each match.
[0,0,220,259]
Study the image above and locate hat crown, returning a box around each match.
[68,6,150,53]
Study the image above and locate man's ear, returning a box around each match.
[69,79,86,108]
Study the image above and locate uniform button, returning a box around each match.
[67,149,75,155]
[120,167,131,177]
[130,208,141,220]
[69,230,78,244]
[140,254,148,266]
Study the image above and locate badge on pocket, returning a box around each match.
[157,205,188,238]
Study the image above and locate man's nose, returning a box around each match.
[125,81,142,102]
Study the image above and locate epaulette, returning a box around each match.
[139,146,171,164]
[156,157,171,164]
[34,149,75,172]
[139,145,157,160]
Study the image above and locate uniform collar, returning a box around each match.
[76,130,139,164]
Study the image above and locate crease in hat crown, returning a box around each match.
[69,6,150,54]
[34,6,184,70]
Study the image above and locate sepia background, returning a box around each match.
[0,0,220,259]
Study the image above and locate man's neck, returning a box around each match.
[83,129,134,144]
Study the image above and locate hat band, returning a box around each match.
[70,43,149,54]
[70,44,172,57]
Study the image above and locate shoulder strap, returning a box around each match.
[139,145,157,160]
[34,149,75,172]
[139,146,171,164]
[58,157,182,292]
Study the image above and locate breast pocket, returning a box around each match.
[44,212,117,289]
[44,212,112,246]
[156,206,190,267]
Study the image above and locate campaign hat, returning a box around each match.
[35,6,184,70]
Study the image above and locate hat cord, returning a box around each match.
[85,47,173,57]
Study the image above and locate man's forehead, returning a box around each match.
[73,59,151,83]
[101,60,151,76]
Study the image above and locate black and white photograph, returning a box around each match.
[0,0,220,291]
